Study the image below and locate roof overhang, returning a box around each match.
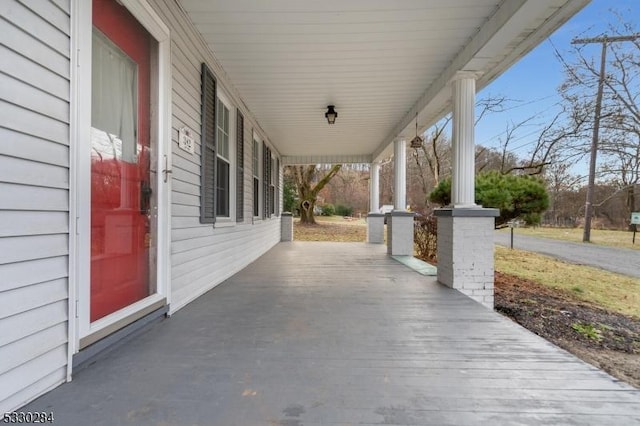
[178,0,590,164]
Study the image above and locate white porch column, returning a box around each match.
[393,139,407,211]
[435,71,498,309]
[369,162,380,213]
[451,72,477,207]
[386,139,413,254]
[367,162,384,244]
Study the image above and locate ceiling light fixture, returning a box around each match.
[325,105,338,125]
[410,112,424,148]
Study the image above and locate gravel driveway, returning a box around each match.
[494,231,640,279]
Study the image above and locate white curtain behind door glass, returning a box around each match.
[91,29,138,163]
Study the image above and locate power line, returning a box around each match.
[572,34,640,44]
[476,97,565,147]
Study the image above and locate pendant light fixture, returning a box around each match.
[325,105,338,125]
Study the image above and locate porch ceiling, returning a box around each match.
[178,0,589,164]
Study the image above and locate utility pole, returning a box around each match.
[571,34,640,243]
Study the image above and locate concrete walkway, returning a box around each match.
[27,243,640,425]
[495,231,640,278]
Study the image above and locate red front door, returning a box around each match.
[90,0,153,322]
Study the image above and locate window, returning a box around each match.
[252,137,260,218]
[200,63,217,224]
[262,142,271,218]
[236,110,244,222]
[216,98,230,217]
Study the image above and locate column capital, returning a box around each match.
[449,70,482,84]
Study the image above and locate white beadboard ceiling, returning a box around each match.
[178,0,589,164]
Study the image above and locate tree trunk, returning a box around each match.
[627,185,636,231]
[299,198,316,224]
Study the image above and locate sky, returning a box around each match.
[473,0,640,162]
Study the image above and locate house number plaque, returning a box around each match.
[178,127,195,154]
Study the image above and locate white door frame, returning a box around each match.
[68,0,171,378]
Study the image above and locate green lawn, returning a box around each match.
[495,246,640,318]
[498,227,639,250]
[309,215,367,225]
[294,215,367,242]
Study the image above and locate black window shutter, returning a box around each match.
[268,148,272,217]
[200,63,217,224]
[262,142,270,218]
[275,158,280,216]
[236,110,245,222]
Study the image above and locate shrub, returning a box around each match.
[283,181,297,213]
[429,171,549,228]
[414,214,437,262]
[335,204,353,216]
[321,203,335,216]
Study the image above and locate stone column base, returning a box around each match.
[281,212,293,241]
[386,211,415,255]
[434,207,499,309]
[366,213,385,244]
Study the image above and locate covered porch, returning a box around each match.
[26,242,640,425]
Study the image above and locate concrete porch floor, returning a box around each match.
[27,242,640,425]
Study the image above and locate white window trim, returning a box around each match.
[70,0,172,367]
[269,152,276,217]
[214,88,235,223]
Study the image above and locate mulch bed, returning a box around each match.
[495,271,640,388]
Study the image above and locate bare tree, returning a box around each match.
[378,159,394,206]
[493,109,589,176]
[543,153,585,226]
[475,144,518,174]
[291,164,342,224]
[410,122,450,208]
[555,11,640,225]
[321,164,370,214]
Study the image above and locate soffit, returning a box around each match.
[178,0,589,163]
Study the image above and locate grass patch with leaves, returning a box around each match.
[495,246,640,318]
[294,216,367,242]
[499,227,639,250]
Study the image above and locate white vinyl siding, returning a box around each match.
[147,0,281,313]
[0,0,70,412]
